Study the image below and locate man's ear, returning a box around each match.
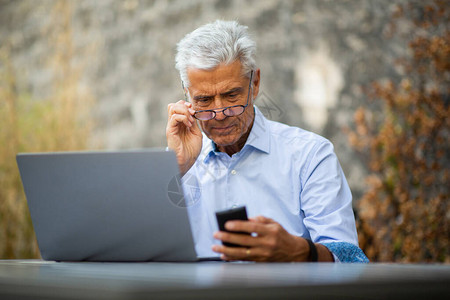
[252,68,261,99]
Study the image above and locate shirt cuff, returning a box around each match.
[332,253,341,262]
[320,242,369,263]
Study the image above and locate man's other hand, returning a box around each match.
[212,216,334,262]
[166,100,202,175]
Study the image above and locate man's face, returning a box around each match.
[186,60,260,153]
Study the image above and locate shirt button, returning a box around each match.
[231,170,237,175]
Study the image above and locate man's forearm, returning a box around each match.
[316,242,334,262]
[294,237,334,262]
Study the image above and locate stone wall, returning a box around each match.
[0,0,414,199]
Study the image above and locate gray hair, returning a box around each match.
[175,20,257,87]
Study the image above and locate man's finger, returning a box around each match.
[213,231,258,247]
[249,216,275,224]
[167,100,186,112]
[168,101,194,118]
[212,244,261,261]
[168,113,193,128]
[224,219,273,235]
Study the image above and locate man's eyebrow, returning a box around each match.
[220,87,243,96]
[193,87,243,100]
[193,94,213,101]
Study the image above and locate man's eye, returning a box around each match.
[228,94,239,100]
[195,99,211,106]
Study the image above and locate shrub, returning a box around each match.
[349,0,449,262]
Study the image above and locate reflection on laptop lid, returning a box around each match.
[17,149,218,262]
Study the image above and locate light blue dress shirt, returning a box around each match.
[182,106,368,262]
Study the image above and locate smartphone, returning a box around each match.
[215,206,249,247]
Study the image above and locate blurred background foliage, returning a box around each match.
[0,0,448,262]
[0,1,94,258]
[349,1,449,262]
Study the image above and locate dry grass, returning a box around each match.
[0,1,95,259]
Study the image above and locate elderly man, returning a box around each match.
[166,20,368,262]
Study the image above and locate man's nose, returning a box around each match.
[212,98,227,121]
[214,109,228,121]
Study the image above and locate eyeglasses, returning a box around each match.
[183,71,254,121]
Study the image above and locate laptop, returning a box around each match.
[16,149,219,262]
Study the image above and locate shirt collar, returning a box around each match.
[202,105,270,163]
[245,106,270,154]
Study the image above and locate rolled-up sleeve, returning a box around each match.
[300,140,367,262]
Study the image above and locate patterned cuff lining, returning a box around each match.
[321,241,369,263]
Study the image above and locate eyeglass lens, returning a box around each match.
[194,106,245,121]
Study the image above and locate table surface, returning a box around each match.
[0,260,449,299]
